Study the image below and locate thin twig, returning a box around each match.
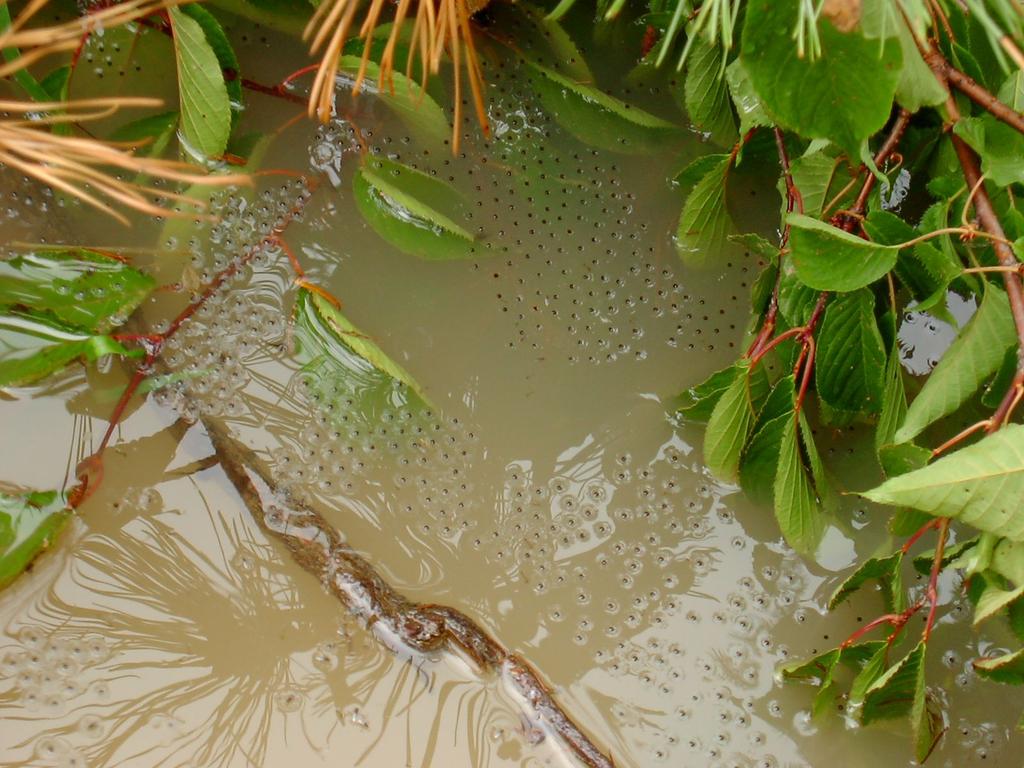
[928,51,1024,135]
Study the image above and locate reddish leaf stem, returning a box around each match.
[841,612,904,649]
[69,177,317,508]
[923,518,951,641]
[930,418,992,457]
[837,109,912,232]
[901,518,941,554]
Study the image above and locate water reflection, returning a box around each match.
[0,466,551,767]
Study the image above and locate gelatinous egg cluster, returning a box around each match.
[0,627,112,768]
[150,181,309,421]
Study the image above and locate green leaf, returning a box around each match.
[0,249,154,333]
[893,19,948,112]
[800,409,837,513]
[913,535,979,575]
[39,65,70,102]
[783,641,886,716]
[788,214,899,291]
[0,313,131,387]
[782,151,843,220]
[993,538,1024,584]
[676,363,740,422]
[895,288,1016,443]
[338,55,449,145]
[954,114,1024,188]
[983,346,1019,409]
[849,643,889,707]
[683,36,735,147]
[740,1,902,158]
[777,269,820,326]
[974,576,1024,626]
[861,641,925,724]
[704,360,767,480]
[0,1,51,103]
[749,260,779,317]
[110,111,180,159]
[877,345,907,453]
[864,424,1024,540]
[774,416,827,554]
[169,6,232,159]
[0,491,71,589]
[815,289,886,423]
[725,59,770,138]
[866,205,961,315]
[829,551,904,613]
[674,153,724,188]
[878,442,931,478]
[729,233,779,262]
[951,532,996,576]
[974,648,1024,684]
[180,4,243,120]
[740,412,790,505]
[889,508,935,536]
[353,156,476,260]
[739,376,796,504]
[293,289,430,406]
[675,154,731,266]
[527,62,680,154]
[1010,599,1024,642]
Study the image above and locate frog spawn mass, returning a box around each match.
[124,47,1014,768]
[1,29,1017,768]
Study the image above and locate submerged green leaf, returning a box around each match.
[0,249,154,333]
[338,55,450,144]
[863,424,1024,540]
[293,288,429,406]
[0,313,131,388]
[528,62,680,154]
[0,490,71,589]
[353,156,476,260]
[110,111,181,159]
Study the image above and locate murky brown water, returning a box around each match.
[1,8,1022,768]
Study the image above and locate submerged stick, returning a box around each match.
[201,416,616,768]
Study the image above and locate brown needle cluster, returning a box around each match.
[0,98,246,223]
[303,0,490,152]
[0,0,187,77]
[1,0,247,223]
